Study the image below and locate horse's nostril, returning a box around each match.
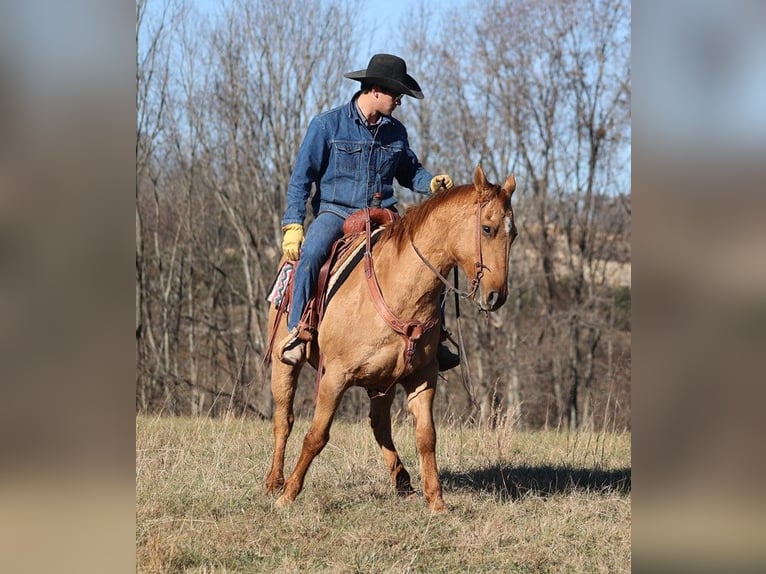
[485,290,506,310]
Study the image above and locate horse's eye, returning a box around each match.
[482,225,492,237]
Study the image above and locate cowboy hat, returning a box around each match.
[344,53,424,99]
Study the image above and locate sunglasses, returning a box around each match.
[379,88,402,104]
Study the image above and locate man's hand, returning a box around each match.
[429,174,454,193]
[281,224,304,260]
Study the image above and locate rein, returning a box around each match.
[410,199,490,310]
[408,197,491,411]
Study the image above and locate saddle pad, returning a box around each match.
[264,227,385,312]
[266,260,294,307]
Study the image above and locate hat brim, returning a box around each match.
[344,70,424,99]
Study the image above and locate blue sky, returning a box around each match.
[184,0,465,68]
[356,0,464,60]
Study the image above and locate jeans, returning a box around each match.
[287,211,346,331]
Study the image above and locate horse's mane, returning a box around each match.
[381,184,475,254]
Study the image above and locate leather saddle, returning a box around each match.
[264,208,399,362]
[305,207,399,335]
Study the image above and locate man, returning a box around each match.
[277,53,459,370]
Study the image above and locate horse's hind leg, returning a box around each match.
[265,356,302,494]
[367,388,414,496]
[403,373,447,513]
[276,368,346,507]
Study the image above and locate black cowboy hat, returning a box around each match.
[344,53,424,99]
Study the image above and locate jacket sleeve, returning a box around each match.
[393,128,433,194]
[282,116,328,226]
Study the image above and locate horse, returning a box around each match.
[264,164,517,512]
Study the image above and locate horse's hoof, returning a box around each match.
[401,491,420,504]
[396,486,416,497]
[394,473,414,497]
[275,494,292,508]
[428,500,449,514]
[265,477,284,495]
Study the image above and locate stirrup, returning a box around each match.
[278,328,307,366]
[437,342,460,372]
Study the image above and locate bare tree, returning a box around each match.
[465,0,631,428]
[136,0,190,412]
[136,0,631,429]
[137,0,362,416]
[394,0,630,428]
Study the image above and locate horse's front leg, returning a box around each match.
[265,356,303,494]
[403,372,447,513]
[276,367,347,507]
[367,387,414,496]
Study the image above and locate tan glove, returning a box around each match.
[429,174,454,193]
[281,224,304,260]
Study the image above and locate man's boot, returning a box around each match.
[277,327,307,366]
[437,341,460,372]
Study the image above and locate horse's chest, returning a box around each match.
[347,338,436,385]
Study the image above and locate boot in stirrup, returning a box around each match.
[437,338,460,372]
[277,327,307,366]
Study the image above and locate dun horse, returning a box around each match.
[265,165,517,512]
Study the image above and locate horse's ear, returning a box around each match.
[503,174,516,198]
[473,164,488,189]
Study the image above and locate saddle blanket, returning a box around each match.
[266,260,294,307]
[265,226,385,310]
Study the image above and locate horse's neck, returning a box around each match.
[408,207,460,276]
[373,217,455,317]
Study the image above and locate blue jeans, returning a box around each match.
[287,211,346,331]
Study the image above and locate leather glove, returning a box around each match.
[429,174,454,193]
[281,224,304,260]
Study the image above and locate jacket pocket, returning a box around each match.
[377,142,404,177]
[333,142,363,178]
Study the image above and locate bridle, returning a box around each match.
[410,198,493,310]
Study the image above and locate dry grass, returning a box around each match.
[136,414,630,573]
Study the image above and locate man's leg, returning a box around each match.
[279,212,346,365]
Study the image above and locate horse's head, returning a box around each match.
[457,165,517,312]
[384,165,517,312]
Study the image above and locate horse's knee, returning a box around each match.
[303,429,329,455]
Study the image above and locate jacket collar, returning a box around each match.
[346,92,393,127]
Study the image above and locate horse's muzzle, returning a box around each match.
[482,289,507,312]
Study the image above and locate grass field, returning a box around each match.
[136,414,630,573]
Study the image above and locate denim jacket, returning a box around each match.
[282,92,434,226]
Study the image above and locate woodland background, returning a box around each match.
[136,0,631,430]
